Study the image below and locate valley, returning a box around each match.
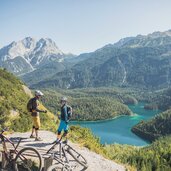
[1,29,171,170]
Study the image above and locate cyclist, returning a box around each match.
[55,96,71,143]
[29,90,47,141]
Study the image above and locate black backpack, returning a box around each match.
[67,105,72,119]
[27,98,33,112]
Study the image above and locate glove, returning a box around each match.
[44,110,47,113]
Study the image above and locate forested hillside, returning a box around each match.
[1,68,171,171]
[104,135,171,171]
[71,125,171,171]
[21,61,66,86]
[31,30,171,90]
[41,88,134,121]
[143,88,171,110]
[131,109,171,142]
[0,68,56,131]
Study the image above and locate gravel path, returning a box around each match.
[8,131,126,171]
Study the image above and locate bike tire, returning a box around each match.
[14,147,42,171]
[66,145,88,168]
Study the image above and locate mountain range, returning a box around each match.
[1,33,171,171]
[31,30,171,89]
[1,30,171,89]
[0,37,75,75]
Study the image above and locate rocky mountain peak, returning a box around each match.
[34,38,63,55]
[22,37,36,49]
[0,37,72,75]
[112,29,171,48]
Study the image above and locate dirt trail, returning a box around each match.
[7,131,126,171]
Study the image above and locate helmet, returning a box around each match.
[35,90,44,96]
[61,96,67,101]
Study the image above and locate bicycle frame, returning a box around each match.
[0,132,18,160]
[45,142,74,171]
[0,129,43,171]
[47,141,69,160]
[45,135,88,170]
[45,135,84,170]
[0,130,27,165]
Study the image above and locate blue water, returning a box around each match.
[70,102,160,146]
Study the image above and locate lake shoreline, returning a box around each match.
[71,102,160,146]
[71,115,125,124]
[71,113,137,123]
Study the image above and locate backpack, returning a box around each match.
[27,98,33,112]
[67,105,72,119]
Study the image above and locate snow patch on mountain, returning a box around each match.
[0,37,73,75]
[8,39,35,58]
[117,57,127,85]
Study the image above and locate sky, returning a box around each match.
[1,0,171,55]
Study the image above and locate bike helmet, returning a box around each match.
[35,90,44,96]
[61,96,67,101]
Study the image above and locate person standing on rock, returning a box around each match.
[54,96,72,143]
[27,90,47,141]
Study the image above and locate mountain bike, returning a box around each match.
[0,128,42,171]
[45,136,88,171]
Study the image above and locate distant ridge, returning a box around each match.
[31,29,171,89]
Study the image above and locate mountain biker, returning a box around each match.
[29,90,47,141]
[55,96,71,143]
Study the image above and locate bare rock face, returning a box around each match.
[22,85,33,98]
[0,37,70,75]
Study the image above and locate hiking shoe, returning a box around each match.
[35,137,43,141]
[30,134,36,138]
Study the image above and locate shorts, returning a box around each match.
[57,120,69,132]
[32,116,40,129]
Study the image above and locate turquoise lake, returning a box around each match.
[70,102,160,146]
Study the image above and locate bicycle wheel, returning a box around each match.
[65,145,88,168]
[15,147,42,171]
